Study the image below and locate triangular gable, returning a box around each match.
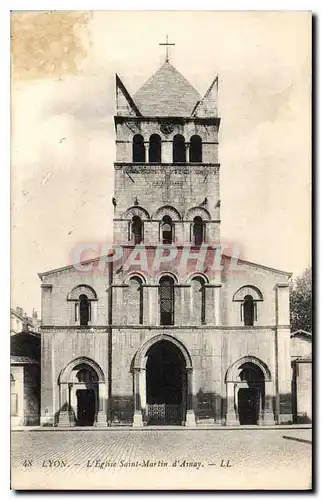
[115,74,142,117]
[222,253,292,278]
[291,330,312,339]
[192,76,218,117]
[133,62,201,117]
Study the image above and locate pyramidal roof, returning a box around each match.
[133,62,201,117]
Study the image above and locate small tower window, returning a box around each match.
[189,135,202,162]
[159,276,175,325]
[131,215,143,244]
[132,134,145,162]
[173,134,186,163]
[162,215,173,244]
[192,216,204,246]
[243,295,255,326]
[129,276,144,325]
[79,294,90,326]
[191,277,206,325]
[149,134,161,162]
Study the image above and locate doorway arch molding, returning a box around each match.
[225,355,271,383]
[133,333,193,370]
[59,356,106,384]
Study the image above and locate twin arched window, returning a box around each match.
[173,134,186,163]
[131,215,143,244]
[77,294,91,326]
[69,286,97,327]
[233,286,262,327]
[149,134,161,162]
[159,276,175,325]
[132,134,145,162]
[192,216,205,246]
[132,134,202,163]
[243,295,257,326]
[161,215,174,244]
[189,135,202,162]
[128,276,144,325]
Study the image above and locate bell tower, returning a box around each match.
[113,61,221,248]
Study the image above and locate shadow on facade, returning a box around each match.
[110,395,134,425]
[48,393,294,426]
[196,389,223,423]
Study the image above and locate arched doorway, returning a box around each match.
[72,365,98,426]
[225,356,275,426]
[237,363,265,425]
[146,340,186,425]
[132,334,196,427]
[58,357,107,427]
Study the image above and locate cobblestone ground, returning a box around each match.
[11,428,312,490]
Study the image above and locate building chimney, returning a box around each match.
[22,313,29,333]
[32,309,38,324]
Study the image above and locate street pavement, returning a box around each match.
[11,428,312,490]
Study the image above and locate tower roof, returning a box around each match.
[133,62,201,117]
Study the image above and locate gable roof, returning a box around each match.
[291,330,312,339]
[222,254,292,278]
[11,331,40,362]
[292,352,312,363]
[11,355,39,365]
[133,62,201,117]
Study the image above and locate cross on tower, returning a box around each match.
[159,35,175,63]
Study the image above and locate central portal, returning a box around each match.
[146,340,186,425]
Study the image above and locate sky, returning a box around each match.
[11,10,311,315]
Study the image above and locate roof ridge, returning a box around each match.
[133,62,201,117]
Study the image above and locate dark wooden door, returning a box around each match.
[76,389,96,426]
[238,388,259,425]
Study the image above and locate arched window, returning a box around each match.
[132,134,145,162]
[189,135,202,162]
[131,215,143,244]
[162,215,173,244]
[191,277,206,324]
[243,295,256,326]
[149,134,161,163]
[192,216,204,246]
[77,294,90,326]
[173,134,186,163]
[128,277,144,325]
[159,276,175,325]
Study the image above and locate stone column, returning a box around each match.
[225,383,239,425]
[150,287,159,326]
[58,383,75,427]
[214,284,222,326]
[133,368,143,427]
[185,368,196,427]
[162,141,172,163]
[181,370,187,425]
[204,285,214,324]
[261,381,275,425]
[95,383,108,427]
[143,142,148,162]
[185,142,190,163]
[142,287,149,325]
[139,368,147,414]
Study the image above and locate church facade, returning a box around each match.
[39,60,293,427]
